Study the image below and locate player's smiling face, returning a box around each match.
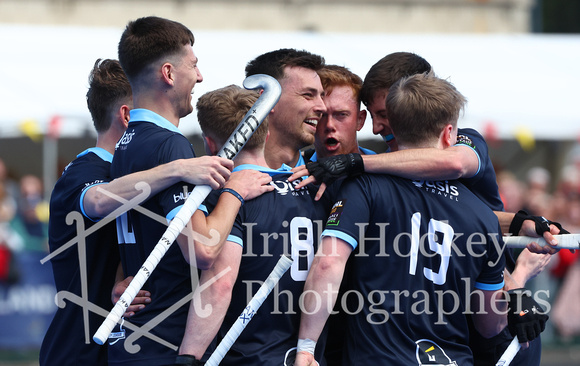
[271,66,326,148]
[173,45,203,119]
[315,85,364,158]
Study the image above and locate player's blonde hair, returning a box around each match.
[197,85,268,150]
[387,73,466,145]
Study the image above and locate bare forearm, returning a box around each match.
[471,290,507,338]
[179,274,233,358]
[84,161,184,219]
[495,211,515,235]
[299,240,350,341]
[180,244,240,358]
[362,148,474,180]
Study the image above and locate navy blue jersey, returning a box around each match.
[321,174,505,365]
[108,109,199,365]
[205,165,329,365]
[40,148,120,366]
[456,128,504,212]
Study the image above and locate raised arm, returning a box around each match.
[84,156,234,219]
[362,145,479,180]
[177,169,273,269]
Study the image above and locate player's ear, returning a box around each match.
[161,63,174,85]
[356,109,367,131]
[441,124,455,148]
[203,134,219,156]
[119,105,131,129]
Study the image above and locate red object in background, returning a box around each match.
[483,120,500,148]
[0,245,10,281]
[47,115,62,139]
[551,249,580,278]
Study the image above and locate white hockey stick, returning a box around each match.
[503,234,580,250]
[495,336,521,366]
[93,74,281,345]
[205,255,293,366]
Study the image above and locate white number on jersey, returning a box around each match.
[116,212,136,245]
[408,212,453,285]
[290,217,315,281]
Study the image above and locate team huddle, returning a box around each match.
[40,16,565,366]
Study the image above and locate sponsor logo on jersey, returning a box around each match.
[270,178,310,196]
[412,180,459,201]
[415,339,458,366]
[116,129,136,150]
[456,134,475,149]
[82,179,106,192]
[173,185,191,203]
[326,199,346,226]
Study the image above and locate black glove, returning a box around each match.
[507,288,549,342]
[306,153,364,186]
[174,355,204,366]
[508,210,570,236]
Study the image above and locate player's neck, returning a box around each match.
[133,94,180,127]
[95,132,119,155]
[234,150,269,169]
[264,141,301,169]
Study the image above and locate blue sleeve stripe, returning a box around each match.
[166,205,183,223]
[227,235,243,247]
[321,229,358,250]
[79,182,108,222]
[166,205,206,223]
[453,144,481,178]
[475,280,504,291]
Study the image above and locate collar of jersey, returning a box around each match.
[309,146,376,162]
[234,163,292,176]
[77,147,113,163]
[129,109,183,135]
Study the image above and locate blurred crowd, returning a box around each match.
[0,158,49,284]
[497,147,580,343]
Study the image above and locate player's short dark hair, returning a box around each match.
[86,58,132,133]
[197,85,268,151]
[387,73,466,145]
[360,52,432,107]
[118,16,195,81]
[318,65,363,105]
[245,48,325,81]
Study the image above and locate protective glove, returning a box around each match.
[508,210,570,236]
[507,288,549,342]
[306,153,364,186]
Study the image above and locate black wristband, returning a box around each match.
[508,210,529,236]
[221,188,244,206]
[174,354,204,366]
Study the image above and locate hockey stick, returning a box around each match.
[503,234,580,250]
[205,255,293,366]
[495,336,520,366]
[93,74,281,345]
